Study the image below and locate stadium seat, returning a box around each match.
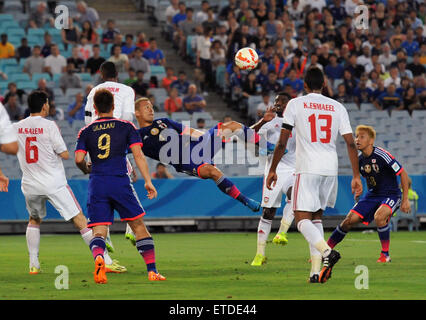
[31,73,52,83]
[65,88,84,99]
[155,112,168,119]
[391,199,419,232]
[150,65,166,75]
[17,80,37,91]
[6,27,25,38]
[27,28,45,38]
[3,1,23,13]
[171,112,192,122]
[0,14,14,22]
[79,73,93,82]
[191,112,213,122]
[4,65,22,74]
[10,73,31,82]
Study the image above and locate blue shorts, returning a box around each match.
[351,193,401,225]
[87,175,145,227]
[177,124,224,178]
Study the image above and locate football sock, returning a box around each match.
[327,224,347,249]
[256,217,272,256]
[136,237,157,273]
[377,224,390,256]
[126,224,134,236]
[80,227,93,246]
[297,219,331,257]
[26,224,40,269]
[89,237,106,260]
[215,175,250,206]
[278,202,294,234]
[310,220,324,276]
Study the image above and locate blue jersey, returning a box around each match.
[359,146,403,196]
[76,117,142,176]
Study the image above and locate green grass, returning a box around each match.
[1,231,426,300]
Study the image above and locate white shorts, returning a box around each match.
[292,173,338,212]
[24,185,82,221]
[262,170,295,208]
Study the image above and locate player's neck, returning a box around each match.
[140,119,153,128]
[30,113,44,118]
[361,145,374,157]
[98,112,114,118]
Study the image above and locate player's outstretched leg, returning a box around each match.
[128,217,166,281]
[374,205,393,263]
[26,218,41,274]
[198,164,260,212]
[251,208,275,266]
[327,210,361,249]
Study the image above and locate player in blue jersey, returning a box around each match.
[75,89,166,284]
[133,97,263,212]
[327,125,411,263]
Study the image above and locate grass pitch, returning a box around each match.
[0,231,425,300]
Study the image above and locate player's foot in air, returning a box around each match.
[308,274,319,283]
[29,266,41,275]
[125,232,136,246]
[94,255,107,284]
[251,253,267,266]
[105,235,115,253]
[377,253,391,263]
[246,198,261,212]
[272,232,288,245]
[148,271,166,281]
[319,249,341,283]
[105,259,127,273]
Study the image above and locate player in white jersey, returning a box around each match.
[266,68,363,283]
[13,91,114,274]
[0,102,18,192]
[250,92,297,267]
[84,61,138,258]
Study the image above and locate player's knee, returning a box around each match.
[262,208,276,220]
[340,218,353,232]
[374,212,388,226]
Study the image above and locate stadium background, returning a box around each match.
[0,0,424,233]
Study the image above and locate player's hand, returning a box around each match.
[263,107,276,122]
[86,162,92,174]
[400,198,411,214]
[266,171,277,190]
[0,174,9,192]
[130,169,137,183]
[351,176,363,198]
[145,182,158,199]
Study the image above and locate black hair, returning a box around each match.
[100,61,118,79]
[28,91,48,113]
[94,89,114,114]
[304,67,324,91]
[277,92,292,100]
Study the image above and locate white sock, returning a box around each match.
[104,250,113,265]
[256,217,272,256]
[26,224,40,269]
[80,227,93,246]
[278,201,294,234]
[126,224,134,236]
[105,228,114,251]
[312,219,324,238]
[297,219,331,257]
[309,219,325,275]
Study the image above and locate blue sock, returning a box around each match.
[216,175,249,205]
[136,237,157,273]
[377,225,390,256]
[327,225,347,249]
[89,237,106,260]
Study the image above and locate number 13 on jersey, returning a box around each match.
[308,113,332,143]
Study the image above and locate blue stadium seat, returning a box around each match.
[4,27,25,38]
[17,80,37,91]
[32,73,52,83]
[3,1,23,13]
[0,81,9,90]
[9,73,31,82]
[3,65,22,74]
[0,14,14,22]
[0,20,20,30]
[79,73,93,82]
[27,28,46,38]
[150,65,166,75]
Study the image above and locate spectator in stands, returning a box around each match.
[148,94,160,111]
[176,7,196,58]
[122,34,137,57]
[108,45,129,73]
[59,63,82,94]
[223,115,232,123]
[378,43,396,68]
[75,1,100,29]
[401,29,420,57]
[23,45,45,76]
[131,70,149,98]
[16,38,31,60]
[102,19,120,45]
[68,46,86,73]
[399,86,420,113]
[172,2,187,30]
[372,79,387,101]
[4,94,23,121]
[196,118,206,131]
[195,0,210,26]
[256,92,272,121]
[196,26,214,95]
[0,70,6,81]
[342,69,357,97]
[161,67,177,92]
[62,17,80,51]
[183,84,206,114]
[29,1,54,29]
[35,79,55,109]
[262,71,282,95]
[333,83,352,103]
[67,92,85,124]
[4,82,26,105]
[152,163,174,179]
[143,38,166,66]
[164,87,183,115]
[345,53,364,80]
[123,68,137,86]
[353,77,373,107]
[407,53,426,78]
[282,68,304,96]
[129,47,150,74]
[77,36,93,61]
[46,104,64,121]
[44,44,67,76]
[135,32,150,52]
[80,20,99,45]
[85,44,105,75]
[170,70,190,95]
[374,83,403,111]
[165,0,180,40]
[0,34,15,59]
[325,53,344,81]
[149,76,159,88]
[384,66,401,88]
[396,59,413,80]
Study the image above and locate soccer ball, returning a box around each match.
[234,47,259,70]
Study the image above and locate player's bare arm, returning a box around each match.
[0,141,18,155]
[250,107,276,132]
[343,133,363,198]
[75,152,92,174]
[0,167,9,192]
[130,144,157,199]
[58,150,70,160]
[266,128,291,190]
[399,169,411,213]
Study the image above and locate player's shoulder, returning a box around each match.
[373,146,396,163]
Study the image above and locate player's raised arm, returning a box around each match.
[250,106,275,132]
[130,144,157,199]
[399,169,411,213]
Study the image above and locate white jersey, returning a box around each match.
[0,103,17,144]
[84,81,135,124]
[282,93,352,176]
[259,115,296,172]
[13,116,68,195]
